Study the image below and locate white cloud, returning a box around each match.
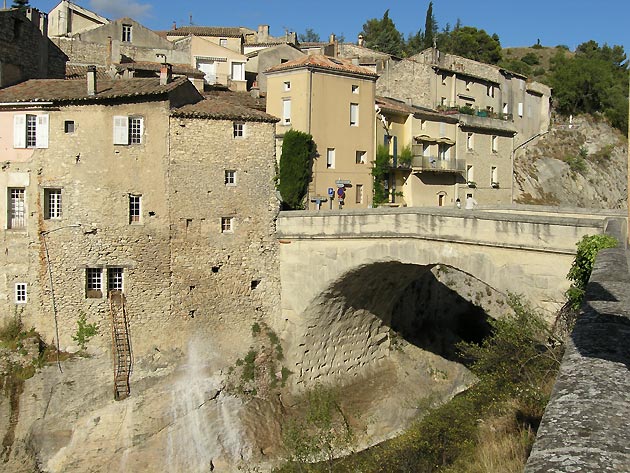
[90,0,153,20]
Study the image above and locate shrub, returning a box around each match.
[278,130,316,210]
[372,144,391,206]
[521,52,540,65]
[72,312,98,351]
[398,144,413,166]
[566,234,618,309]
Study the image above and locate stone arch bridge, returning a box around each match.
[276,206,624,385]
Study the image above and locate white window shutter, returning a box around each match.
[36,114,49,148]
[13,114,26,148]
[138,117,144,142]
[113,116,129,145]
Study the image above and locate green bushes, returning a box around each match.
[566,234,618,310]
[372,144,391,206]
[278,130,316,210]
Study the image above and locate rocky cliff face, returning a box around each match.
[514,116,628,209]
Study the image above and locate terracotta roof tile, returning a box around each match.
[65,64,109,80]
[265,54,378,77]
[172,90,276,122]
[0,77,190,104]
[164,26,243,38]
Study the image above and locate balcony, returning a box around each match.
[400,155,466,174]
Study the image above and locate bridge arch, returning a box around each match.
[291,261,501,384]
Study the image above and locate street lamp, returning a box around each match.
[40,224,81,372]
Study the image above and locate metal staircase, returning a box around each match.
[109,293,133,400]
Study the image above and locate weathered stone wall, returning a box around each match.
[168,117,281,356]
[0,10,66,87]
[525,223,630,472]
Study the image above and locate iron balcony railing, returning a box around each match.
[396,155,466,173]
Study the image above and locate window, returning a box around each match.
[282,99,291,125]
[487,85,495,97]
[518,102,524,117]
[86,268,103,298]
[355,184,363,204]
[219,38,227,47]
[64,120,75,133]
[420,119,426,130]
[233,122,244,138]
[231,61,245,81]
[466,165,474,183]
[221,217,233,233]
[326,148,335,169]
[465,80,471,91]
[350,103,359,126]
[13,114,48,149]
[122,24,132,42]
[44,188,62,220]
[503,103,509,114]
[15,283,27,304]
[108,268,124,294]
[491,135,498,153]
[283,81,291,91]
[225,170,236,186]
[422,143,431,157]
[352,84,359,94]
[440,97,447,106]
[441,73,447,85]
[438,144,450,160]
[129,194,141,223]
[491,166,498,185]
[113,116,144,145]
[7,188,25,229]
[355,150,366,164]
[466,132,474,151]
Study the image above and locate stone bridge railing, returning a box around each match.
[525,219,630,472]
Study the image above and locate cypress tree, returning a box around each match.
[278,129,315,210]
[423,1,437,49]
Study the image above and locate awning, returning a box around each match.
[414,134,438,143]
[437,137,455,145]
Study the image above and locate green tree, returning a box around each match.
[12,0,30,9]
[299,28,321,43]
[361,10,404,57]
[278,130,315,210]
[446,26,502,64]
[423,1,437,49]
[372,144,391,206]
[548,41,629,132]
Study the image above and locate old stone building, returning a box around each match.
[0,73,280,367]
[48,0,108,38]
[377,47,551,147]
[0,8,67,88]
[266,55,377,210]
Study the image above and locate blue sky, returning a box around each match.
[32,0,630,54]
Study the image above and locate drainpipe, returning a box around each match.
[511,130,549,204]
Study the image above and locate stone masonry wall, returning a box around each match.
[168,117,281,357]
[525,222,630,472]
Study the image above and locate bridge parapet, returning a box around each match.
[525,231,630,471]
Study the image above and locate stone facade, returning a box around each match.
[0,77,281,361]
[377,48,551,148]
[0,8,67,88]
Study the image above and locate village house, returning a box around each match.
[265,55,377,210]
[377,47,551,147]
[0,70,280,396]
[48,0,108,37]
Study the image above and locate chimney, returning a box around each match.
[329,33,336,44]
[172,21,176,30]
[106,36,112,68]
[87,65,97,96]
[358,34,365,47]
[160,63,172,85]
[258,24,269,43]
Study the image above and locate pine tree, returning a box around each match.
[361,10,404,57]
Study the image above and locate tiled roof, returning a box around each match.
[172,92,277,123]
[65,64,110,80]
[0,77,190,104]
[265,55,378,77]
[164,26,243,38]
[376,96,459,122]
[115,62,204,77]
